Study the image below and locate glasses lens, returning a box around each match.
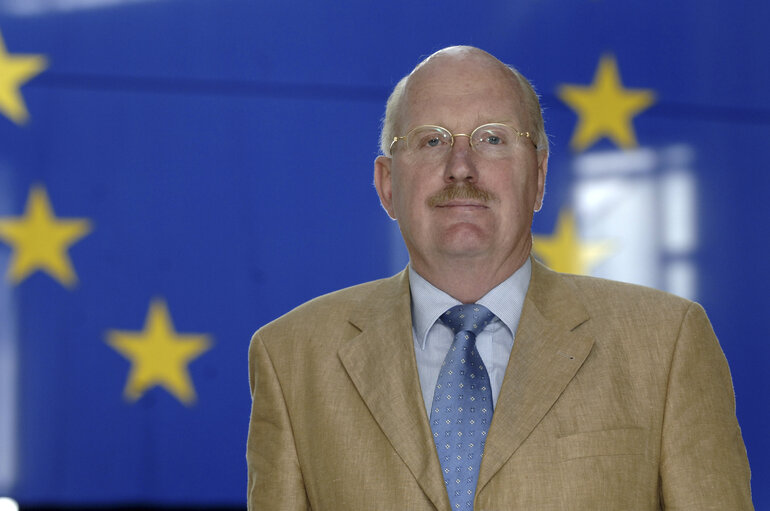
[471,124,521,157]
[405,126,453,158]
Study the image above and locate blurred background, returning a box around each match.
[0,0,768,509]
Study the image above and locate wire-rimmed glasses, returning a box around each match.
[389,122,536,161]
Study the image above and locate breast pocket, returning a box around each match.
[557,427,647,461]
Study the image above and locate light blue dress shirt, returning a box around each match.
[408,258,531,417]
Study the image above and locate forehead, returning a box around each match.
[400,56,526,129]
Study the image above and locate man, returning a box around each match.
[247,46,753,510]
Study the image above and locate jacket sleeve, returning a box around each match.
[247,330,311,511]
[658,302,754,509]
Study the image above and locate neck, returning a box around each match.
[411,246,530,303]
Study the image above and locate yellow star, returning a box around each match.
[532,209,613,275]
[558,54,655,152]
[0,185,92,287]
[0,29,48,125]
[106,299,212,405]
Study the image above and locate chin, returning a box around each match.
[439,222,490,245]
[437,237,491,257]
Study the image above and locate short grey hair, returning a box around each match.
[379,47,548,157]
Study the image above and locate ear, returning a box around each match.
[534,152,548,212]
[374,155,397,219]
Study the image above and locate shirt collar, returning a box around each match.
[408,257,532,349]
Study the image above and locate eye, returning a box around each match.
[476,128,509,146]
[410,127,450,150]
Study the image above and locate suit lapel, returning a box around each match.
[338,270,450,510]
[478,259,595,492]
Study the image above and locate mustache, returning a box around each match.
[427,182,496,207]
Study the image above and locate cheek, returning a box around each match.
[513,162,542,199]
[497,171,540,216]
[393,170,431,209]
[389,172,421,220]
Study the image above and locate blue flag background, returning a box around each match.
[0,0,768,508]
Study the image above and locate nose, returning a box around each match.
[444,135,478,183]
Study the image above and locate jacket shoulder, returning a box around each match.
[530,260,699,326]
[567,272,691,307]
[255,272,403,341]
[547,268,703,331]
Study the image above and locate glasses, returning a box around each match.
[389,122,536,161]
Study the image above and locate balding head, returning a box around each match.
[379,46,548,156]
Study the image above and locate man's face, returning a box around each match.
[374,55,547,279]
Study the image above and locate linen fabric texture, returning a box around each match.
[246,258,753,510]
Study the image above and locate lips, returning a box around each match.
[435,200,488,208]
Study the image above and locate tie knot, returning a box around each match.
[440,304,495,336]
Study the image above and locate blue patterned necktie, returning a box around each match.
[430,304,496,511]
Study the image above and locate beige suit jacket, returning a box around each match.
[247,260,753,510]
